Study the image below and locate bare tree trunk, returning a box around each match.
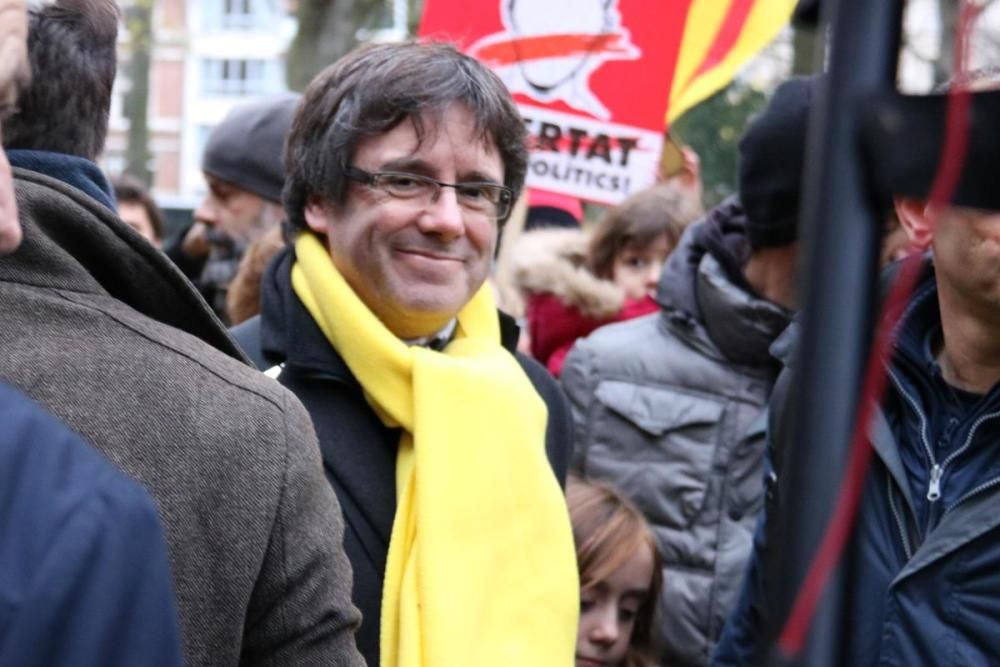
[287,0,383,91]
[124,0,153,185]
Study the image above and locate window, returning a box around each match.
[201,58,282,96]
[202,0,283,31]
[221,0,253,29]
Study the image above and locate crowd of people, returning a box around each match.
[3,1,1000,666]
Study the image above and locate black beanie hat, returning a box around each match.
[201,93,301,204]
[738,75,821,248]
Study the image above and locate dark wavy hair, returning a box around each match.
[587,183,701,280]
[283,41,528,231]
[2,0,119,159]
[568,478,663,667]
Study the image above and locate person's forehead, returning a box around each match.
[0,0,28,112]
[357,106,502,172]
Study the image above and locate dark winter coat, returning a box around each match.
[0,382,182,667]
[232,244,575,667]
[715,259,1000,666]
[0,164,363,667]
[562,199,792,666]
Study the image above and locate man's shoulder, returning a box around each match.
[0,383,165,570]
[563,311,674,374]
[0,282,313,486]
[26,286,289,408]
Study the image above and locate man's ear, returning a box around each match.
[893,197,933,251]
[303,196,331,235]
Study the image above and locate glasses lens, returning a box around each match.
[377,173,435,199]
[456,184,512,219]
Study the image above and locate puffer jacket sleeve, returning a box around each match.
[560,339,598,475]
[241,390,364,666]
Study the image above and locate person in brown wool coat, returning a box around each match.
[0,2,363,664]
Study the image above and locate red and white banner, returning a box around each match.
[419,0,794,205]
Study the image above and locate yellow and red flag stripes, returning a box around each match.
[668,0,798,124]
[418,0,796,204]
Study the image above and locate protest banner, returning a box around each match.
[419,0,795,205]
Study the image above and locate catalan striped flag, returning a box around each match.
[668,0,799,124]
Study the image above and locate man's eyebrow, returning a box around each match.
[377,157,502,185]
[378,157,434,175]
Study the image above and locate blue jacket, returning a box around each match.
[0,383,183,666]
[714,260,1000,665]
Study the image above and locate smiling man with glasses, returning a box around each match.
[231,41,578,667]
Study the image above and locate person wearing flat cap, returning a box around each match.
[167,93,299,322]
[562,75,819,667]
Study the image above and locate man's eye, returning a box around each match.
[457,184,491,202]
[383,175,423,190]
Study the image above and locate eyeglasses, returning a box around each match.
[345,166,514,221]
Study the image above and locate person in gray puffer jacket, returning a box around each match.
[561,76,818,666]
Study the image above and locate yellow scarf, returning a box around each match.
[291,233,578,667]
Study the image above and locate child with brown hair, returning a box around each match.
[510,184,701,376]
[568,478,663,667]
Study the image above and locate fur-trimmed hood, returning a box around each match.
[508,228,624,320]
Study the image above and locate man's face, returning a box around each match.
[304,104,503,338]
[931,206,1000,309]
[0,0,28,254]
[194,174,271,247]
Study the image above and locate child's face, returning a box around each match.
[575,543,655,667]
[611,234,672,300]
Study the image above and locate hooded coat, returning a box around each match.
[0,164,363,667]
[561,199,792,666]
[510,228,658,376]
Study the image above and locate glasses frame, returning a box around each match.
[345,166,514,222]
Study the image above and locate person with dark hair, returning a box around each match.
[510,183,699,376]
[0,4,181,664]
[232,41,578,667]
[0,2,363,665]
[111,173,165,245]
[562,76,817,666]
[167,93,299,322]
[1,0,117,209]
[569,478,664,667]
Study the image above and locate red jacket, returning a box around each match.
[527,292,658,376]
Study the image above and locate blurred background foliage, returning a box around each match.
[671,82,769,208]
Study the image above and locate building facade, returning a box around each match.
[106,0,296,214]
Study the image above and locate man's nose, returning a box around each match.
[418,187,465,240]
[194,196,218,227]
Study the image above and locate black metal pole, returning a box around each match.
[764,0,904,665]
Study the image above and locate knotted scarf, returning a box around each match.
[291,232,578,667]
